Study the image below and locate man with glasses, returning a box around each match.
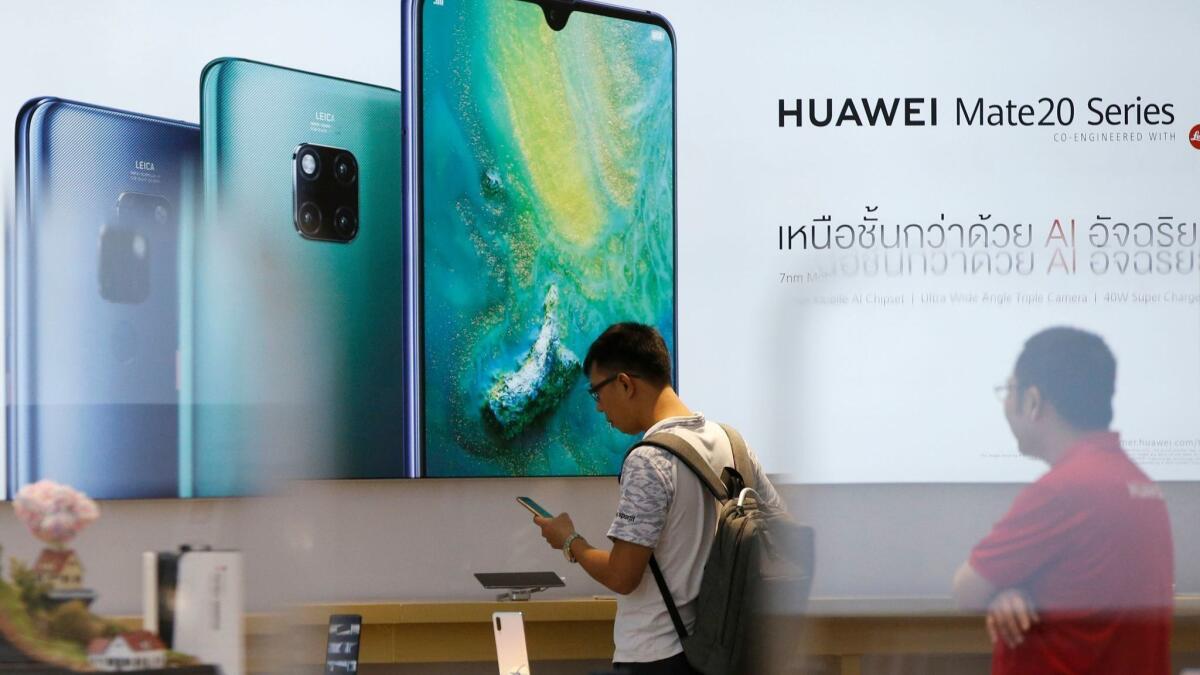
[532,322,782,675]
[952,327,1174,675]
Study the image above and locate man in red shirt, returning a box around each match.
[952,327,1174,674]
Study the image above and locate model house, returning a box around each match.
[32,549,83,590]
[86,631,167,672]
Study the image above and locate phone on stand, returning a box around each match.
[325,614,362,674]
[492,611,530,675]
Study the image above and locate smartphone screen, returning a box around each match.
[414,0,676,478]
[325,614,362,674]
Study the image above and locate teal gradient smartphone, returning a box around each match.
[515,496,552,518]
[187,58,407,496]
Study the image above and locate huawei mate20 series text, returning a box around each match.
[9,98,199,499]
[404,0,677,477]
[189,59,406,497]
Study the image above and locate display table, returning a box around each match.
[116,598,617,671]
[116,595,1199,673]
[292,599,617,664]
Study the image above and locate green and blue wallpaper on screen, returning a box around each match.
[420,1,675,477]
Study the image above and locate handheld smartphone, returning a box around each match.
[325,614,362,674]
[188,58,407,496]
[515,496,553,518]
[492,611,531,675]
[403,0,678,478]
[9,98,198,499]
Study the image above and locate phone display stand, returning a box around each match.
[498,588,542,602]
[474,572,565,602]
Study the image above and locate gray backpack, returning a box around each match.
[623,424,814,675]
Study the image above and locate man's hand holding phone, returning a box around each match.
[517,497,578,554]
[535,512,577,550]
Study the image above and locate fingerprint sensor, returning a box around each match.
[112,320,138,365]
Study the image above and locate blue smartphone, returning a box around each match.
[187,59,408,497]
[403,0,678,477]
[515,496,553,518]
[9,98,199,499]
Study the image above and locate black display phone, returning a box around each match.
[325,614,362,674]
[474,571,565,590]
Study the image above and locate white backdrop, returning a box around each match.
[668,1,1200,483]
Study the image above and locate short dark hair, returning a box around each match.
[583,323,673,388]
[1014,327,1116,430]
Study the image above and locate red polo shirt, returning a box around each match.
[969,432,1174,675]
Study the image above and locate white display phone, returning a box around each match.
[492,611,531,675]
[172,550,244,675]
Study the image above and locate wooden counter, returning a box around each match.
[292,599,617,664]
[118,598,618,671]
[119,595,1200,673]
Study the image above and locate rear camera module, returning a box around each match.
[298,149,321,179]
[293,144,359,242]
[99,225,151,304]
[333,153,357,185]
[297,201,323,235]
[334,206,358,239]
[103,192,165,304]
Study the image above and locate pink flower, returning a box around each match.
[13,480,100,545]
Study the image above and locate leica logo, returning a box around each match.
[135,160,156,171]
[316,111,335,122]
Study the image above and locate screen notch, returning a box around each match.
[535,0,575,31]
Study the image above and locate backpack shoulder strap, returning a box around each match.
[719,423,756,492]
[625,432,729,501]
[649,556,689,642]
[622,431,729,647]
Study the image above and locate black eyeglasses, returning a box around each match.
[588,372,643,398]
[587,374,621,402]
